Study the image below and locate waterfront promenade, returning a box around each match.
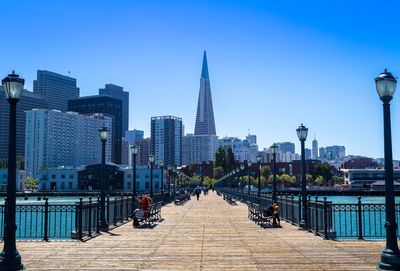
[16,192,383,270]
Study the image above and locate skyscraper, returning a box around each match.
[194,51,216,135]
[276,142,295,154]
[33,70,79,112]
[312,135,318,159]
[125,129,144,145]
[151,116,182,166]
[68,95,122,164]
[99,84,129,134]
[0,87,48,159]
[182,134,218,165]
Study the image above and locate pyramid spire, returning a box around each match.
[201,50,209,79]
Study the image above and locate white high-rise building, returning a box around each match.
[218,137,251,162]
[25,109,112,177]
[182,134,218,165]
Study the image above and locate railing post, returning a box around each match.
[125,194,129,220]
[96,195,100,234]
[291,194,295,225]
[298,194,302,226]
[106,194,110,226]
[114,197,118,226]
[43,197,49,241]
[88,197,92,237]
[323,196,329,240]
[357,196,363,240]
[308,195,312,231]
[315,196,319,236]
[78,197,83,241]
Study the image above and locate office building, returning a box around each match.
[137,138,151,166]
[218,137,250,162]
[121,137,130,166]
[194,51,216,135]
[182,134,218,165]
[33,70,79,112]
[312,135,318,159]
[125,129,144,145]
[68,95,122,164]
[25,109,112,177]
[276,142,295,154]
[99,84,129,134]
[0,88,48,159]
[151,116,183,166]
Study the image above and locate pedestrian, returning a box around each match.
[195,186,201,200]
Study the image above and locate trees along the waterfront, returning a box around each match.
[25,177,38,190]
[312,162,333,184]
[215,147,227,172]
[225,146,235,172]
[315,175,324,186]
[213,166,224,179]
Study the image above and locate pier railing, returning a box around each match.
[0,191,173,241]
[217,188,400,240]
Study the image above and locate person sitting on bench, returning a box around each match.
[264,203,280,227]
[133,194,153,227]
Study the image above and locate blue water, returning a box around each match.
[326,196,400,204]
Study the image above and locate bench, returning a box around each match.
[222,194,237,204]
[247,203,274,227]
[133,201,163,227]
[174,193,190,205]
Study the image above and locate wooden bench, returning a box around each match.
[247,203,273,227]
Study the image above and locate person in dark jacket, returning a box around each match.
[264,203,280,227]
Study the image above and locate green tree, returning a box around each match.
[315,175,324,186]
[306,173,313,184]
[312,162,333,184]
[25,176,38,190]
[213,166,225,179]
[261,166,270,178]
[280,174,296,186]
[215,147,227,172]
[226,146,235,172]
[203,177,216,187]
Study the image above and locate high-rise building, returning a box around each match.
[319,147,326,159]
[68,95,122,164]
[246,134,257,145]
[276,142,295,154]
[99,84,129,134]
[305,148,312,160]
[0,88,48,159]
[194,51,216,135]
[33,70,79,112]
[182,134,218,165]
[137,138,151,166]
[25,109,112,177]
[218,137,250,162]
[151,116,183,166]
[325,145,346,160]
[125,129,144,145]
[312,135,318,159]
[121,137,130,166]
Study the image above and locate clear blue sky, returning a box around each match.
[1,0,400,159]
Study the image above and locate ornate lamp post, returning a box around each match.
[99,126,109,231]
[236,168,240,188]
[270,143,278,203]
[148,155,154,197]
[240,164,245,192]
[375,69,400,270]
[130,145,139,197]
[167,166,172,196]
[0,71,24,270]
[247,161,252,195]
[256,154,261,197]
[297,123,308,228]
[159,160,164,195]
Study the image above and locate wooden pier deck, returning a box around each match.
[15,192,383,270]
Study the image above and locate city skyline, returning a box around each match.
[2,1,400,159]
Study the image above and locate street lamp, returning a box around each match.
[256,154,261,197]
[375,69,400,270]
[167,166,172,196]
[159,160,164,195]
[247,161,252,195]
[271,143,278,203]
[98,126,109,231]
[149,155,154,197]
[236,168,240,188]
[130,145,139,197]
[0,71,24,270]
[297,123,308,228]
[240,164,245,192]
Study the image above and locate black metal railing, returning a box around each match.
[216,187,400,240]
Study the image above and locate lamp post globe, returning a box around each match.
[271,143,278,203]
[375,69,400,271]
[0,71,24,270]
[98,126,109,231]
[247,161,252,195]
[130,145,139,197]
[240,164,245,192]
[297,123,308,229]
[256,154,261,197]
[149,155,155,197]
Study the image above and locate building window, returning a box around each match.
[127,174,132,178]
[145,182,149,189]
[69,175,74,179]
[60,182,65,190]
[69,182,73,190]
[51,175,56,179]
[42,182,46,190]
[127,182,131,189]
[61,174,66,179]
[155,182,159,189]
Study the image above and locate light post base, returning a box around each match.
[299,220,307,229]
[100,222,109,232]
[0,250,23,271]
[377,249,400,270]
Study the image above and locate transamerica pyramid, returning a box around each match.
[194,51,216,135]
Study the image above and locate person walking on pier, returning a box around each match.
[195,186,201,201]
